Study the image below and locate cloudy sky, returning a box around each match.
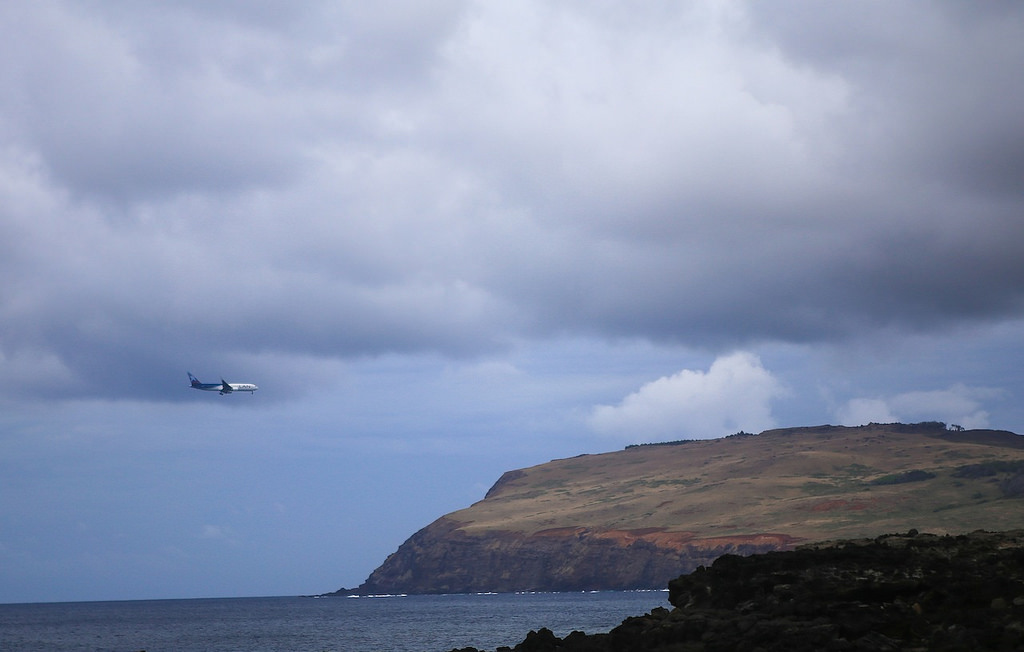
[2,1,1023,603]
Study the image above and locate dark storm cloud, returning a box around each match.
[746,1,1024,197]
[2,1,1023,400]
[0,1,466,201]
[6,2,1024,606]
[0,3,283,199]
[439,1,1024,342]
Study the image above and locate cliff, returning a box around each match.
[354,517,796,594]
[342,423,1024,595]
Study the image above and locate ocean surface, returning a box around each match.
[0,591,669,652]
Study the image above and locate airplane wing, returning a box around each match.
[219,378,233,394]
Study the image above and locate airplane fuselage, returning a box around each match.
[189,373,258,395]
[222,383,258,394]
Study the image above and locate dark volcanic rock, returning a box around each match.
[451,530,1024,651]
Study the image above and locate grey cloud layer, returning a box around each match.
[2,1,1023,398]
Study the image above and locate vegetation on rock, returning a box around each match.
[451,529,1024,651]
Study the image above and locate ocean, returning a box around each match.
[0,591,669,652]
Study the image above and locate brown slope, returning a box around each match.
[353,423,1024,594]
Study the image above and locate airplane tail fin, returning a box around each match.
[188,372,201,387]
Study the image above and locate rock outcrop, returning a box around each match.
[451,529,1024,651]
[338,424,1024,596]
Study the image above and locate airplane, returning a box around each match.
[188,372,258,395]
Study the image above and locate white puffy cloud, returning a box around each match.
[834,398,899,428]
[836,384,1001,429]
[589,352,787,441]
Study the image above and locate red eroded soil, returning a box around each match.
[536,527,802,553]
[808,498,878,512]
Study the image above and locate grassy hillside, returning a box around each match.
[449,423,1024,542]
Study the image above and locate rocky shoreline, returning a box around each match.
[449,529,1024,651]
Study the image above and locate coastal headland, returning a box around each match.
[337,423,1024,596]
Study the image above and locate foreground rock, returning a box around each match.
[451,529,1024,651]
[343,424,1024,595]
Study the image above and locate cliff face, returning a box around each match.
[344,424,1024,595]
[359,517,797,594]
